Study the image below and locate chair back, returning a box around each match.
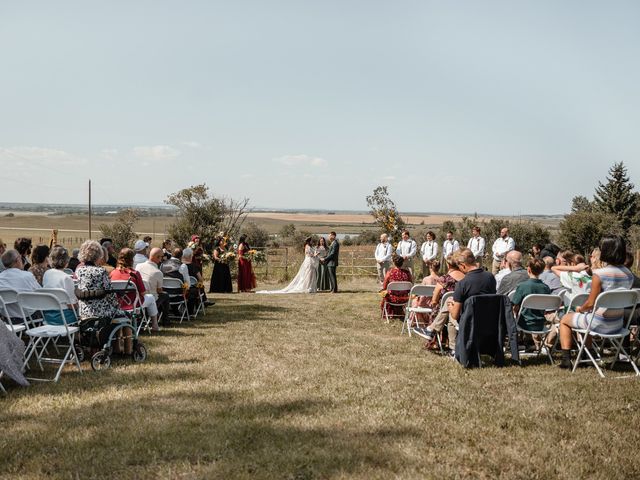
[189,276,198,287]
[409,284,435,298]
[39,288,73,305]
[163,277,184,289]
[567,293,589,312]
[592,289,638,310]
[519,294,563,312]
[17,292,62,312]
[386,281,413,293]
[110,280,138,293]
[440,291,455,312]
[507,290,517,302]
[0,288,19,305]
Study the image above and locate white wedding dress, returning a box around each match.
[257,246,319,294]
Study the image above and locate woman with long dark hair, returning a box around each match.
[237,234,257,292]
[209,237,233,293]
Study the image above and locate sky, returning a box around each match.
[1,1,639,215]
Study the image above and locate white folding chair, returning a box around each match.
[381,281,413,323]
[514,294,563,364]
[402,284,435,335]
[162,277,190,323]
[110,280,150,335]
[0,289,42,329]
[19,292,82,382]
[189,276,206,318]
[507,290,517,302]
[570,289,639,378]
[0,296,28,337]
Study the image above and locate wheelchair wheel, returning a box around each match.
[133,342,147,363]
[91,350,111,371]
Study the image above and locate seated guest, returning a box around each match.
[624,251,640,288]
[182,247,209,313]
[67,249,80,272]
[0,238,6,273]
[530,243,543,259]
[76,240,132,354]
[0,249,41,320]
[110,248,160,332]
[415,254,465,346]
[497,251,529,296]
[161,248,190,284]
[551,251,594,303]
[14,237,33,271]
[494,258,511,290]
[136,247,171,326]
[161,239,173,261]
[421,259,441,286]
[42,246,78,325]
[100,239,117,268]
[558,235,635,368]
[539,243,560,261]
[28,244,50,285]
[143,236,153,245]
[98,246,115,275]
[448,248,497,356]
[132,240,149,268]
[539,256,563,294]
[381,255,413,318]
[511,258,551,340]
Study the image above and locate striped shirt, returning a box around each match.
[589,265,634,333]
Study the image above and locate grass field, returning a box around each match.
[1,278,639,479]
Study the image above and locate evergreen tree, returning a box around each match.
[593,162,638,232]
[571,195,592,213]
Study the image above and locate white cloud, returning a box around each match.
[181,141,202,148]
[132,145,181,161]
[273,154,328,168]
[0,146,86,166]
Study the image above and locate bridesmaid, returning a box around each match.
[316,237,331,291]
[209,237,233,293]
[237,235,257,292]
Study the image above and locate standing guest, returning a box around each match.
[0,238,6,272]
[380,255,413,318]
[558,235,635,368]
[421,259,441,286]
[396,230,417,275]
[539,256,564,294]
[448,248,497,356]
[136,248,171,326]
[28,244,50,285]
[0,250,41,320]
[420,231,439,277]
[497,250,529,296]
[100,239,117,268]
[316,237,332,291]
[132,240,149,268]
[209,237,233,293]
[110,248,160,332]
[375,234,394,284]
[193,245,205,270]
[42,246,78,325]
[491,227,515,274]
[441,231,460,263]
[237,235,257,292]
[467,227,485,267]
[14,237,33,271]
[161,248,190,284]
[322,231,340,293]
[67,249,80,272]
[511,258,551,343]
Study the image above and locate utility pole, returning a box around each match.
[88,179,92,239]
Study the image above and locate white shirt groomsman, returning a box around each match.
[374,233,394,283]
[396,230,417,274]
[441,231,460,261]
[420,231,438,275]
[491,227,515,274]
[467,226,485,266]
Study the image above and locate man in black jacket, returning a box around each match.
[321,231,340,293]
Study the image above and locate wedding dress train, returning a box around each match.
[257,246,318,294]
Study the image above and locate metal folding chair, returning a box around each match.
[162,277,190,323]
[402,284,435,335]
[189,276,206,318]
[110,280,150,335]
[570,289,639,378]
[381,281,413,323]
[514,294,563,364]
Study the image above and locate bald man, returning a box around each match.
[491,228,515,274]
[496,250,529,296]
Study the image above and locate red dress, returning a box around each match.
[381,267,413,317]
[237,243,257,292]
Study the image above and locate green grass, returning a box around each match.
[1,279,639,479]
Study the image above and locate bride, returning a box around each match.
[257,237,319,294]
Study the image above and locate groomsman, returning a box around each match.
[374,233,393,283]
[467,226,485,267]
[396,229,417,274]
[441,231,460,262]
[420,231,438,277]
[491,227,515,274]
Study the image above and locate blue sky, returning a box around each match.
[1,1,639,214]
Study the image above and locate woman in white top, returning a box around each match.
[42,245,78,325]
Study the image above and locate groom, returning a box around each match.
[321,231,340,293]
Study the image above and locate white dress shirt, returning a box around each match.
[492,237,515,261]
[467,236,486,259]
[420,241,439,263]
[396,239,417,259]
[136,260,164,299]
[375,242,393,263]
[0,268,41,317]
[442,239,460,259]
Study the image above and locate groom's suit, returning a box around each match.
[324,239,340,293]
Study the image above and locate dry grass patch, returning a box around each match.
[1,278,639,479]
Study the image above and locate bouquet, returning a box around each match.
[247,249,267,264]
[220,251,237,264]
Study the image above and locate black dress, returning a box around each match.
[209,247,233,293]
